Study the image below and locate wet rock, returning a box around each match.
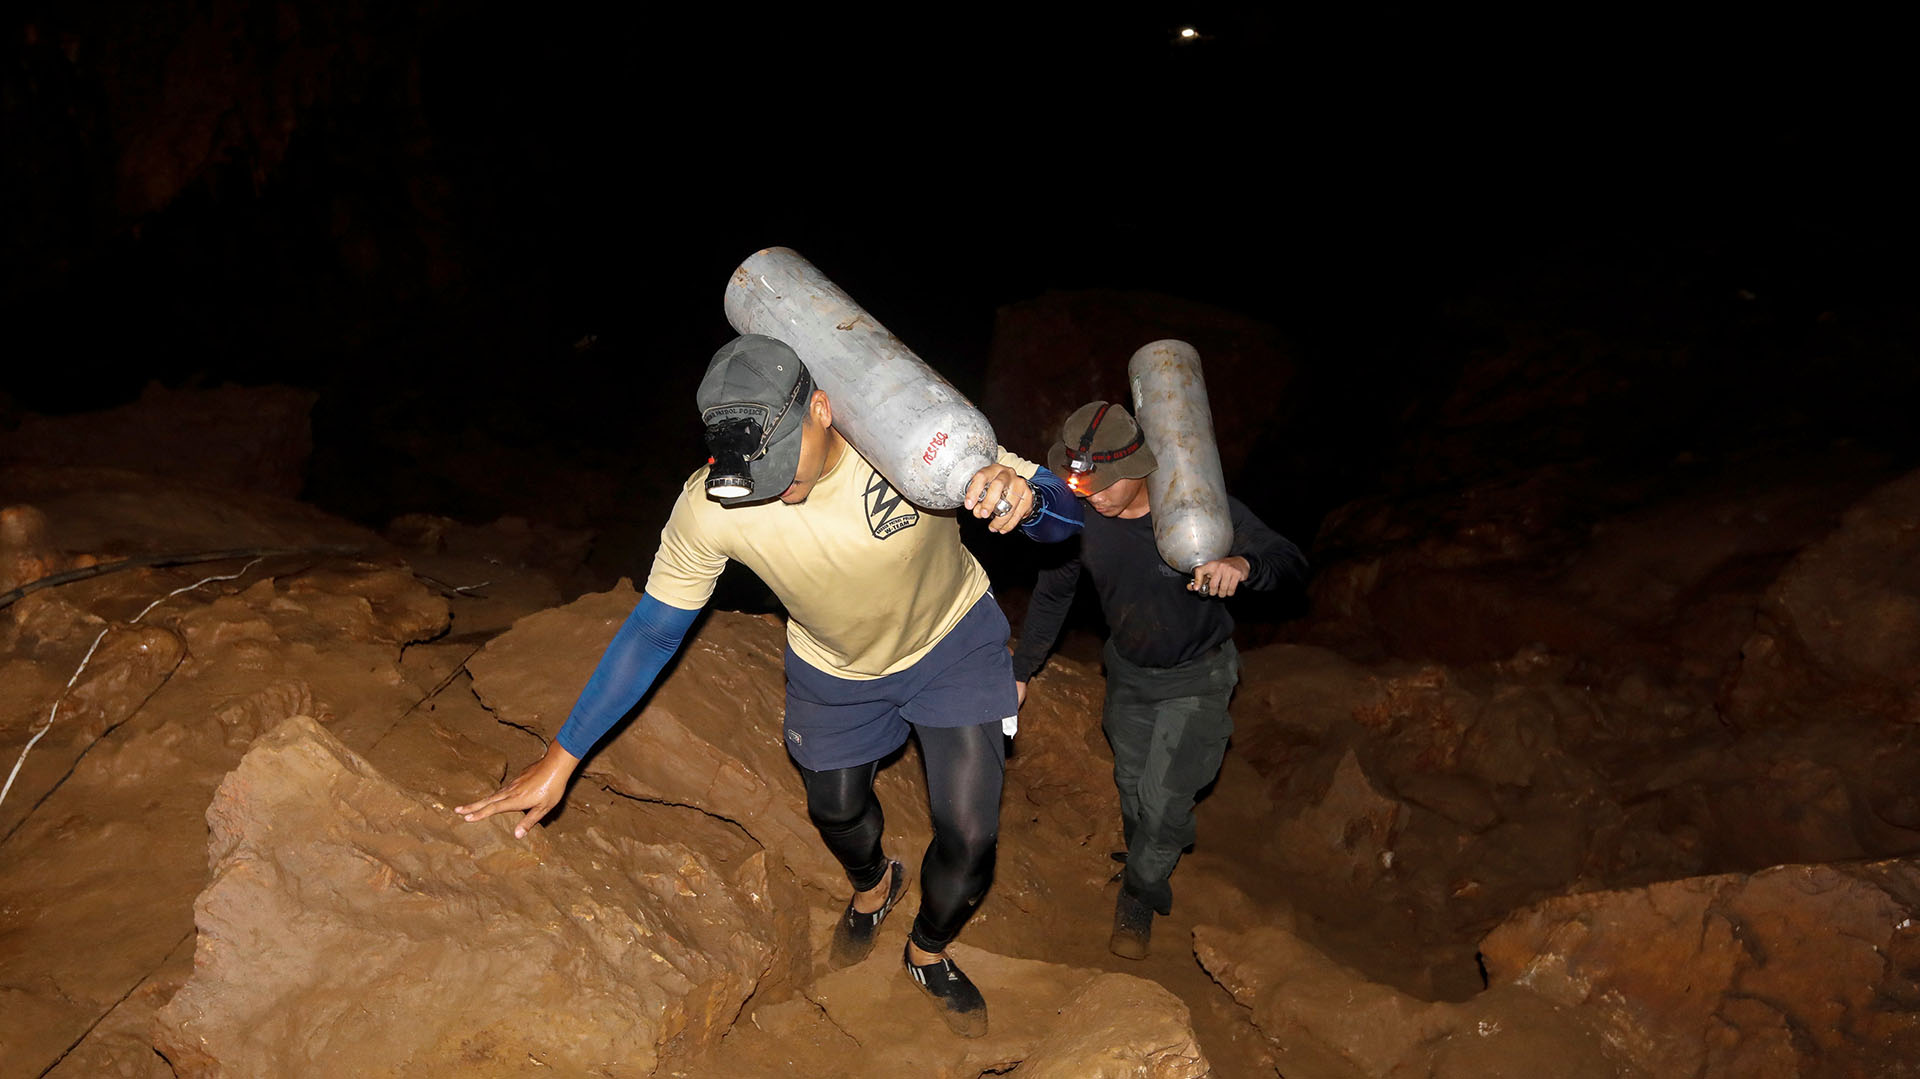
[1229,646,1639,960]
[697,943,1209,1079]
[1,547,458,1076]
[153,715,789,1077]
[1,588,105,659]
[1194,924,1637,1078]
[1479,858,1920,1077]
[1353,664,1553,789]
[278,564,449,646]
[466,582,841,887]
[804,945,1195,1079]
[0,615,185,837]
[1011,972,1209,1078]
[1,503,72,592]
[45,937,193,1079]
[208,678,315,749]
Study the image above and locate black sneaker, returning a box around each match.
[1110,888,1154,960]
[905,946,989,1038]
[828,859,905,969]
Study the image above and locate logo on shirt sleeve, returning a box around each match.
[864,472,920,539]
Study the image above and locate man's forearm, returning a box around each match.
[554,593,701,758]
[1011,560,1079,681]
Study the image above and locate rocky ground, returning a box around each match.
[7,6,1916,1075]
[6,320,1920,1076]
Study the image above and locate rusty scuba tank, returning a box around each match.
[722,247,997,510]
[1128,339,1232,572]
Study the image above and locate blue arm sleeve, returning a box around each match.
[554,593,700,759]
[1019,466,1084,542]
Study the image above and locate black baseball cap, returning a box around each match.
[696,334,814,504]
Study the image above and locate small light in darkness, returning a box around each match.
[1179,26,1199,40]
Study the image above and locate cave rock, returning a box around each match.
[153,715,788,1077]
[1480,858,1920,1077]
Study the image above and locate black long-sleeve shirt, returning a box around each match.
[1011,495,1308,679]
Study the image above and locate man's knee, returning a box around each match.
[938,818,998,865]
[806,783,873,830]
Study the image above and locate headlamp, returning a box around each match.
[1061,402,1143,496]
[701,364,811,501]
[704,417,761,499]
[1064,449,1096,494]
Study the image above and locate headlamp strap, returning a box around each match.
[750,366,811,462]
[1070,403,1144,472]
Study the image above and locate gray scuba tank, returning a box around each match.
[1128,339,1232,572]
[723,247,997,510]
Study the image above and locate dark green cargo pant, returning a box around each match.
[1101,638,1239,915]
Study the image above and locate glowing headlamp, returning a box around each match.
[1065,450,1097,493]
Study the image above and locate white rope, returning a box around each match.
[0,558,264,810]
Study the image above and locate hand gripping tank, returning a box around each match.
[1128,340,1232,572]
[723,247,998,510]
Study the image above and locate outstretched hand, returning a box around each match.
[1189,556,1250,598]
[963,465,1034,534]
[454,742,581,839]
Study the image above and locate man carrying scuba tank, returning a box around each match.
[1012,400,1308,958]
[456,333,1081,1038]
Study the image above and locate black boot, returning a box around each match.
[828,859,904,968]
[905,945,989,1038]
[1110,888,1154,960]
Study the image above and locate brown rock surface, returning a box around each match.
[1303,445,1891,676]
[12,382,1920,1078]
[44,936,194,1079]
[154,715,793,1077]
[1,463,379,563]
[0,528,463,1076]
[1479,859,1920,1078]
[701,945,1210,1079]
[1011,972,1210,1078]
[0,595,185,838]
[1195,923,1637,1078]
[465,583,840,886]
[1728,468,1920,730]
[1,503,83,593]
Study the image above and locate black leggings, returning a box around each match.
[799,720,1005,953]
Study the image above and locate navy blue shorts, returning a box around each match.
[783,592,1017,771]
